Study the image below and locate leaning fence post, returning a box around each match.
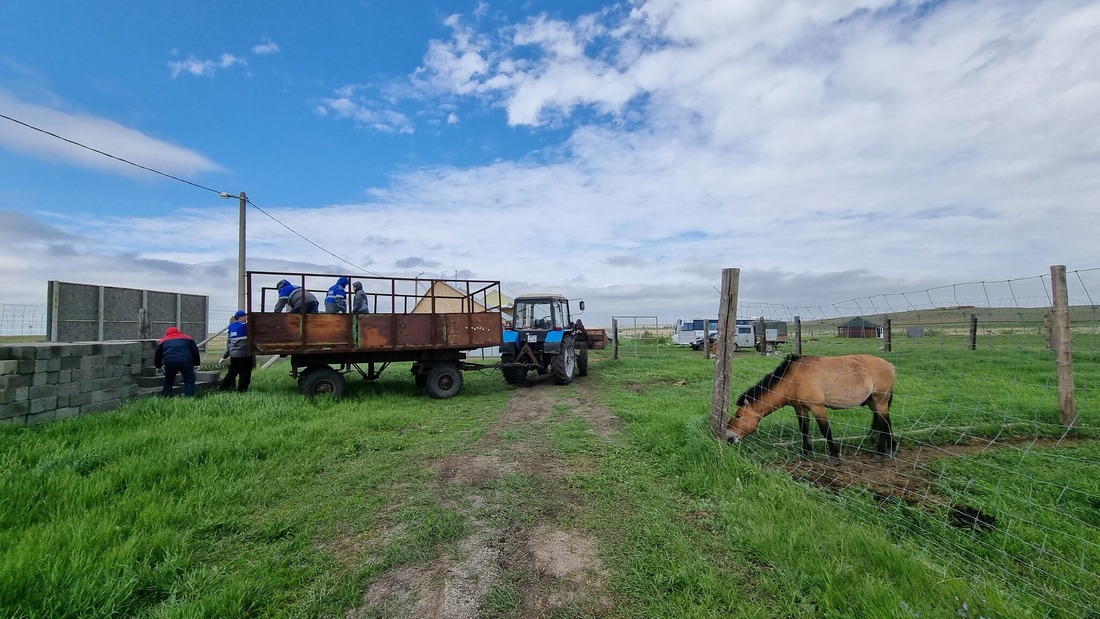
[709,268,739,440]
[612,318,619,360]
[1050,265,1076,429]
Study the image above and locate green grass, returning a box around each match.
[0,365,509,618]
[1,337,1097,618]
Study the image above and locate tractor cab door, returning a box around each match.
[552,298,570,330]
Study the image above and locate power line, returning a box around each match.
[0,112,224,196]
[0,111,377,276]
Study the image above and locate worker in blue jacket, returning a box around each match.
[219,310,254,392]
[154,326,201,397]
[272,279,319,313]
[325,277,350,313]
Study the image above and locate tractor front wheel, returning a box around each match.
[552,339,576,385]
[577,348,589,377]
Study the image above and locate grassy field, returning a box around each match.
[1,335,1097,618]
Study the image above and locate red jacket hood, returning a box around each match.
[158,327,193,343]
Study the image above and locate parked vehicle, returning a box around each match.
[672,319,720,346]
[500,294,607,385]
[690,333,718,350]
[688,322,786,353]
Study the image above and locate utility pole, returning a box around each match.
[237,192,247,310]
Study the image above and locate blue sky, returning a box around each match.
[2,0,1099,326]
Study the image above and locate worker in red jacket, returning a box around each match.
[154,326,201,397]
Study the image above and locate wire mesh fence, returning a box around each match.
[0,304,47,338]
[711,267,1099,617]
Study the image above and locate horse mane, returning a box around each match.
[736,354,802,406]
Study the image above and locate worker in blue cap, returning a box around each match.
[219,310,255,392]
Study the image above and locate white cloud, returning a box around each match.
[271,0,1100,316]
[168,53,246,78]
[252,39,280,55]
[0,92,223,177]
[315,85,415,134]
[5,0,1100,328]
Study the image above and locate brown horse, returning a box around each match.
[725,354,897,462]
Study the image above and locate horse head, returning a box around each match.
[725,401,764,443]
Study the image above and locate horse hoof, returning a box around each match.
[827,456,841,467]
[871,454,884,464]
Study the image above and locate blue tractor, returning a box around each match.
[500,293,607,385]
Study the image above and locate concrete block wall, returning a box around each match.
[0,340,155,426]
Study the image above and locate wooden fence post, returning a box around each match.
[709,268,739,440]
[704,321,711,360]
[883,317,892,353]
[794,315,802,356]
[969,314,978,351]
[756,316,766,354]
[612,318,619,360]
[1044,313,1054,350]
[137,309,150,339]
[1050,265,1076,429]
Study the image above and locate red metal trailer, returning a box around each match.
[246,271,504,398]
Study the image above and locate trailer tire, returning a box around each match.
[552,338,576,385]
[501,354,527,384]
[425,363,463,399]
[577,348,589,377]
[299,366,347,397]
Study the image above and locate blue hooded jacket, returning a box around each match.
[273,281,319,313]
[325,277,349,312]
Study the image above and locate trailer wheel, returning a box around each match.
[552,338,576,385]
[501,354,527,384]
[425,363,463,399]
[299,366,347,397]
[577,348,589,377]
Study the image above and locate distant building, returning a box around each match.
[837,316,882,338]
[412,281,487,314]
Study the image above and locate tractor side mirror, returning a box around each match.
[578,300,585,311]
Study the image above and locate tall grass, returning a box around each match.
[1,336,1096,618]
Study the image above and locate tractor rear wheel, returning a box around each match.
[552,338,576,385]
[501,354,527,384]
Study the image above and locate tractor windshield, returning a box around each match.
[513,300,553,330]
[512,298,568,330]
